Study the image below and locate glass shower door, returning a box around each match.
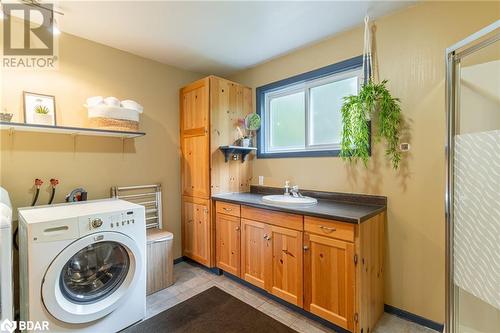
[446,22,500,333]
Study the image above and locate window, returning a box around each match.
[256,56,365,158]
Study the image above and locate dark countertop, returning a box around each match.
[212,189,386,224]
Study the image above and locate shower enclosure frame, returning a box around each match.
[444,20,499,333]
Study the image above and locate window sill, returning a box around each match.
[257,149,341,159]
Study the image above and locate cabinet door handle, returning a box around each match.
[235,226,240,231]
[188,219,194,223]
[223,207,233,212]
[303,245,309,251]
[319,225,336,233]
[263,234,271,241]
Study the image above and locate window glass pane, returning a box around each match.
[269,91,305,150]
[310,76,358,145]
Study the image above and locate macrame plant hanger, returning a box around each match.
[362,15,373,84]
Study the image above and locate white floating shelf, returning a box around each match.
[0,122,145,139]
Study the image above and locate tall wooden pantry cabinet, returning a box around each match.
[180,76,253,267]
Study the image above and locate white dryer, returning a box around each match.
[0,187,13,327]
[18,199,146,333]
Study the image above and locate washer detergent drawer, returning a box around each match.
[30,218,79,242]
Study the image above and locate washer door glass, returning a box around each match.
[60,241,130,304]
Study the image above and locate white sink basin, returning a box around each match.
[262,195,318,207]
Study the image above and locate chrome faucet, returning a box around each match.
[290,185,304,198]
[284,181,291,196]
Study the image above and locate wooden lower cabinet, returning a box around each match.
[182,196,210,266]
[215,213,241,276]
[267,225,303,307]
[239,219,303,307]
[215,203,384,333]
[240,218,268,289]
[304,232,355,331]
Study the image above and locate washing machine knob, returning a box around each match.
[91,218,103,229]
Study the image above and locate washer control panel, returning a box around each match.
[81,209,141,235]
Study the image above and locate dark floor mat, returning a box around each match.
[121,286,297,333]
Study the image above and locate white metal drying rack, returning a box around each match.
[111,184,162,229]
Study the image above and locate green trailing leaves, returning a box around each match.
[340,80,402,169]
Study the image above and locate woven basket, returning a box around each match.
[89,117,139,132]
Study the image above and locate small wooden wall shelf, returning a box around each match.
[0,122,145,139]
[219,145,257,163]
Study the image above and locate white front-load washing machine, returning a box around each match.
[18,199,146,333]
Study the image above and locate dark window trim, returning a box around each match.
[256,55,369,159]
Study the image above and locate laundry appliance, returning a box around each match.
[18,199,146,332]
[0,187,13,328]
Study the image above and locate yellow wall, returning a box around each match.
[1,1,498,324]
[229,1,499,323]
[0,32,202,259]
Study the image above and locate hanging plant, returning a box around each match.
[340,80,402,169]
[340,17,402,169]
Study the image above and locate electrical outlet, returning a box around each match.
[400,143,411,152]
[258,176,264,186]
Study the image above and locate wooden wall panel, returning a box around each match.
[210,76,253,195]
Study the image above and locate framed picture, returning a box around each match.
[23,92,56,126]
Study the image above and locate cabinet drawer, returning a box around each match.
[241,206,303,231]
[216,201,241,217]
[304,216,354,242]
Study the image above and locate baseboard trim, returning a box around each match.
[173,256,185,265]
[173,256,222,275]
[384,304,444,332]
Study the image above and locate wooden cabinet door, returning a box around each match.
[266,225,303,307]
[216,213,241,276]
[304,233,355,331]
[241,219,268,289]
[182,197,210,266]
[182,200,196,257]
[180,78,210,199]
[182,135,209,198]
[181,79,209,133]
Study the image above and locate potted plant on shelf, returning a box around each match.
[237,113,261,147]
[340,16,402,169]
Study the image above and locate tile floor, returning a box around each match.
[146,261,438,333]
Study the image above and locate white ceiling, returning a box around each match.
[57,1,416,75]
